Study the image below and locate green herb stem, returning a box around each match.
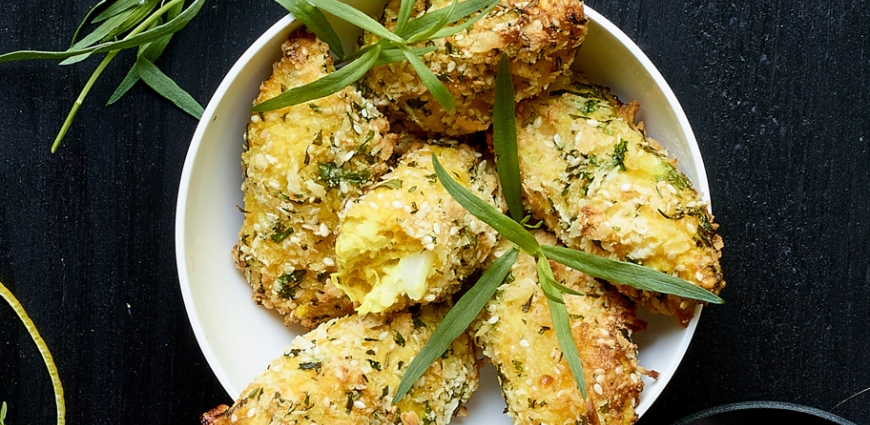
[52,50,119,153]
[51,0,192,152]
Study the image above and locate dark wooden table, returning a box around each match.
[1,1,868,424]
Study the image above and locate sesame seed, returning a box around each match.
[675,264,687,272]
[621,183,631,192]
[687,222,698,234]
[680,300,690,309]
[247,408,257,418]
[667,252,676,261]
[695,271,705,281]
[593,383,604,395]
[392,201,404,209]
[423,294,436,302]
[519,339,530,348]
[587,119,600,127]
[323,257,335,267]
[488,315,499,324]
[354,400,366,409]
[379,331,389,340]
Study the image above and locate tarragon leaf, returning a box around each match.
[275,0,346,58]
[540,245,724,304]
[426,1,496,39]
[406,0,458,43]
[493,54,523,221]
[547,296,588,399]
[71,0,109,47]
[303,0,402,43]
[401,47,455,110]
[536,253,584,297]
[397,0,497,39]
[0,0,206,63]
[93,0,143,23]
[393,247,519,403]
[373,46,437,67]
[135,56,203,118]
[109,1,184,105]
[432,154,540,254]
[394,0,416,35]
[251,45,380,112]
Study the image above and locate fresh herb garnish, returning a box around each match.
[259,0,499,113]
[0,0,207,152]
[392,247,518,403]
[0,281,66,424]
[393,62,723,404]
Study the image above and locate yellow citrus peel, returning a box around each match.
[0,281,65,425]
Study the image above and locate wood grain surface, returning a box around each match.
[0,1,868,424]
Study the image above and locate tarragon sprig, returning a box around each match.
[393,55,724,403]
[0,0,207,152]
[257,0,499,113]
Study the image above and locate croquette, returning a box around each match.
[201,304,479,425]
[235,28,397,328]
[333,141,502,314]
[513,78,725,324]
[473,232,652,425]
[361,0,588,135]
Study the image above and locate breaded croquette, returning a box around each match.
[513,79,725,324]
[235,29,397,328]
[362,0,587,135]
[200,304,479,425]
[473,232,651,425]
[333,141,502,314]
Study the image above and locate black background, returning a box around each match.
[1,1,868,424]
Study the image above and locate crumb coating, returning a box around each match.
[334,141,502,314]
[362,0,587,135]
[201,304,479,425]
[513,79,725,324]
[474,233,650,425]
[235,29,397,328]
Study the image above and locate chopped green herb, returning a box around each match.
[378,179,403,190]
[299,361,322,371]
[276,270,307,299]
[247,387,264,400]
[394,331,406,347]
[612,138,629,171]
[318,162,371,188]
[270,223,294,243]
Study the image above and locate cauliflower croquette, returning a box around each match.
[514,78,725,324]
[362,0,588,135]
[201,304,480,425]
[333,141,502,314]
[474,232,651,425]
[235,29,397,328]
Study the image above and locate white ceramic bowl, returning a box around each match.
[176,4,710,422]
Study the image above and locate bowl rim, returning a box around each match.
[176,4,710,420]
